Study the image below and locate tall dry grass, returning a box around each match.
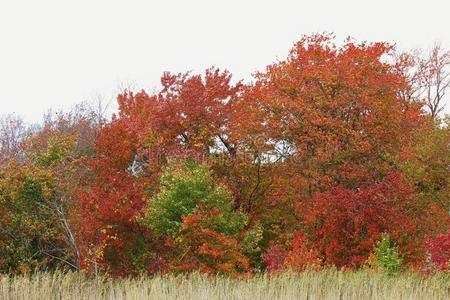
[0,270,449,300]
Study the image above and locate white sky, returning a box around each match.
[1,0,449,122]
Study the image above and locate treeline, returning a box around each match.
[1,34,449,276]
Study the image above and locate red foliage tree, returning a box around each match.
[300,173,420,268]
[74,117,165,276]
[229,34,443,271]
[425,231,450,272]
[116,67,241,155]
[231,34,424,193]
[74,68,243,275]
[263,243,286,272]
[76,168,148,275]
[69,35,449,276]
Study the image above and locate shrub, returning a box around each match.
[373,234,403,275]
[425,231,450,272]
[284,231,321,271]
[300,173,417,268]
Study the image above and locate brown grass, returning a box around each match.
[0,270,449,300]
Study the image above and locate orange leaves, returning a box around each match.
[231,34,424,195]
[75,168,148,275]
[116,67,241,156]
[264,231,321,273]
[284,231,321,271]
[68,34,448,276]
[92,116,139,171]
[171,211,250,276]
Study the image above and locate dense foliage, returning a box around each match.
[0,34,449,276]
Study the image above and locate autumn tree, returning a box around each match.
[230,34,439,269]
[74,117,158,276]
[399,117,450,211]
[115,67,241,156]
[0,134,80,272]
[232,34,423,192]
[141,159,250,275]
[300,173,422,268]
[0,104,102,273]
[2,34,446,275]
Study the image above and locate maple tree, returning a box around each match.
[232,34,423,192]
[115,67,241,156]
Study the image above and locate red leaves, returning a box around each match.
[76,169,146,275]
[67,34,449,276]
[117,67,241,154]
[263,243,286,272]
[264,231,321,273]
[231,34,424,193]
[300,173,416,268]
[284,231,321,271]
[426,231,450,271]
[94,120,137,170]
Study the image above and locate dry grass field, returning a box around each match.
[1,270,449,300]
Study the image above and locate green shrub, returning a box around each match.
[141,159,246,238]
[373,234,403,275]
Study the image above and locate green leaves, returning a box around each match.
[32,135,76,167]
[142,159,246,238]
[374,234,403,276]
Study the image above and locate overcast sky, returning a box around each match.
[1,0,449,122]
